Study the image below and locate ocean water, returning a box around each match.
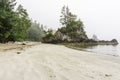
[81,44,120,56]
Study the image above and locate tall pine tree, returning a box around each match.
[0,0,31,43]
[59,6,88,42]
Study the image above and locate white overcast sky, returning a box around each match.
[16,0,120,41]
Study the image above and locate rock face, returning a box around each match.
[111,39,119,45]
[54,31,70,42]
[97,39,119,45]
[54,30,88,43]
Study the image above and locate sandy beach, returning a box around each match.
[0,43,120,80]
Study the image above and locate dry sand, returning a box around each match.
[0,43,120,80]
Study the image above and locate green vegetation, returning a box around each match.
[59,6,88,41]
[0,0,31,43]
[42,29,57,43]
[27,21,45,41]
[0,1,118,45]
[42,6,118,45]
[43,6,88,43]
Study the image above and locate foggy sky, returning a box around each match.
[16,0,120,41]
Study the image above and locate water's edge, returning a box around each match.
[65,44,120,57]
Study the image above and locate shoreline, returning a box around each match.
[66,45,120,57]
[0,43,120,80]
[63,43,120,57]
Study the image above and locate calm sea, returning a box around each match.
[80,44,120,56]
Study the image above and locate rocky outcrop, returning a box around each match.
[97,39,118,45]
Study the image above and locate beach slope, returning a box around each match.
[0,43,120,80]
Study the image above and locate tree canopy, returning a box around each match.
[58,6,88,42]
[42,6,88,43]
[0,0,31,43]
[0,2,88,43]
[27,21,45,41]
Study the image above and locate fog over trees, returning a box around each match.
[0,0,118,44]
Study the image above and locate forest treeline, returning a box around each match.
[0,0,118,44]
[0,0,87,43]
[0,0,45,43]
[43,6,87,43]
[0,0,31,42]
